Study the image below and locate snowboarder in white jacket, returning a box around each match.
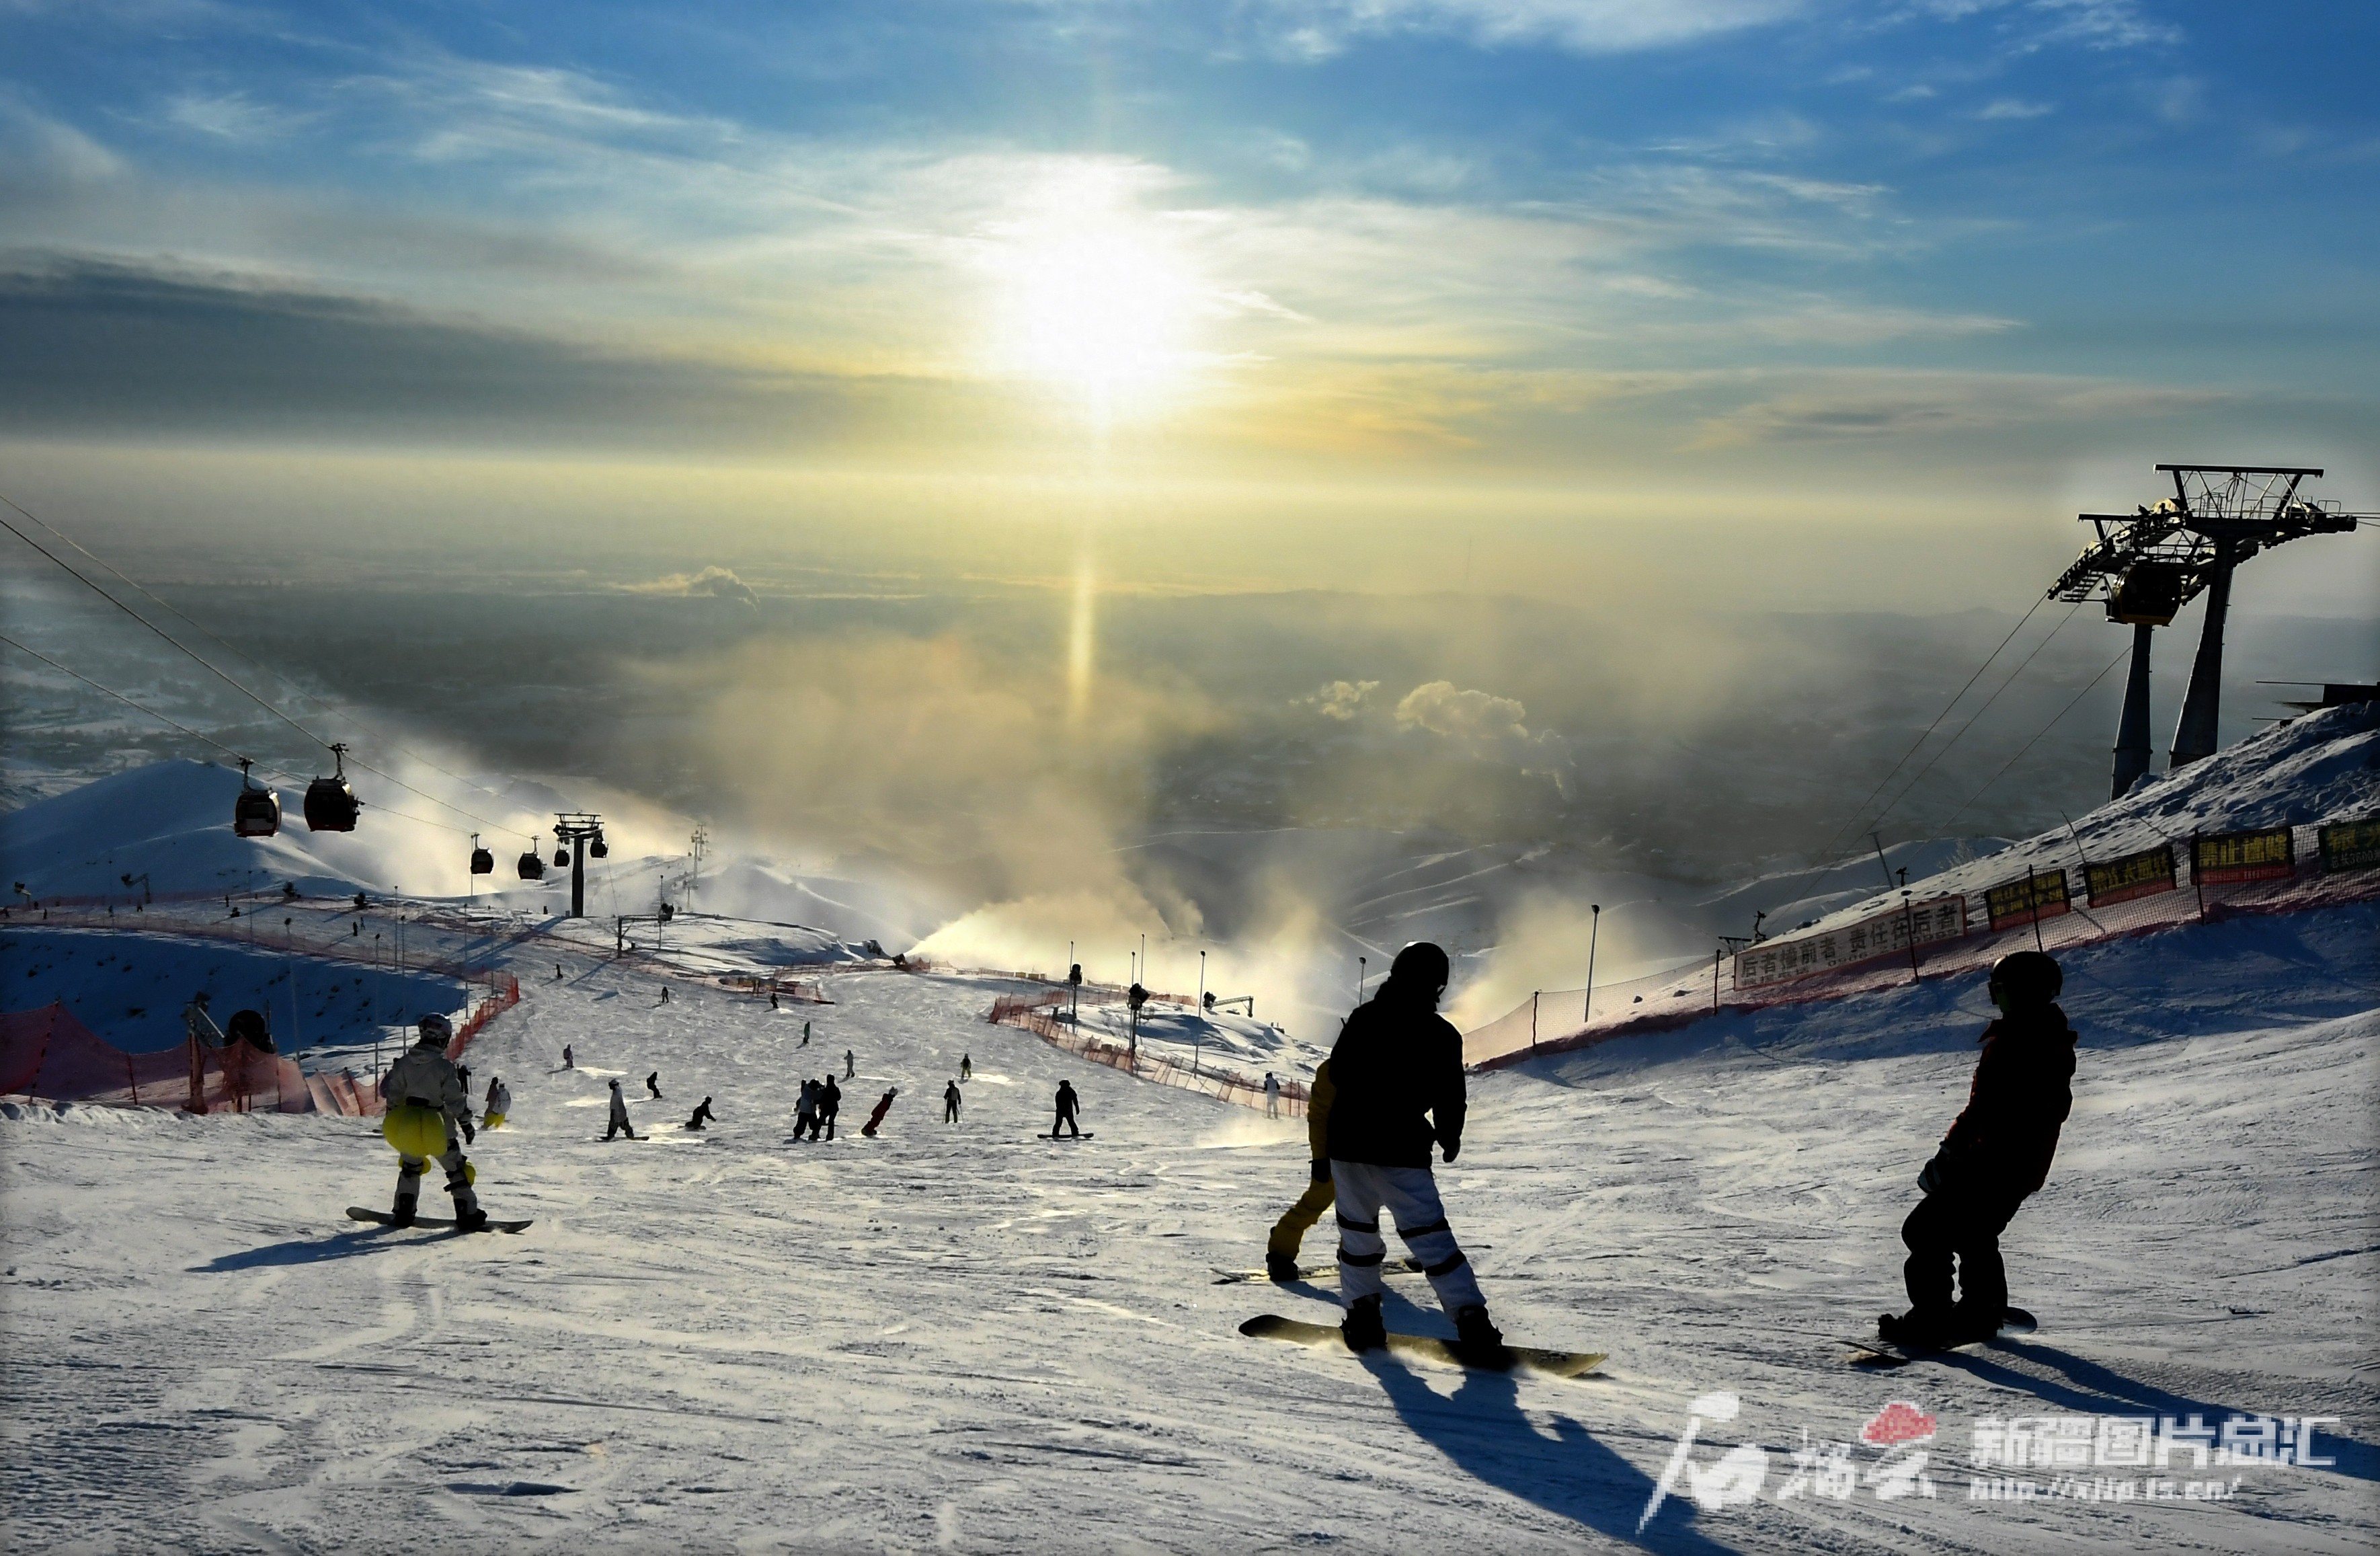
[378,1015,486,1230]
[483,1076,512,1128]
[605,1078,639,1140]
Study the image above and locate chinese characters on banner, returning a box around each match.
[2317,816,2380,873]
[2084,844,2176,908]
[1732,897,1969,992]
[2192,827,2295,886]
[1985,868,2071,932]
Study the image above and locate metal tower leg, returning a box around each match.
[2110,621,2155,798]
[2169,541,2237,769]
[571,844,586,919]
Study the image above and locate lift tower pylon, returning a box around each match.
[2049,465,2365,799]
[552,812,606,919]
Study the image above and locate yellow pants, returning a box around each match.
[1267,1176,1337,1259]
[482,1112,506,1130]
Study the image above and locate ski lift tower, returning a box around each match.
[551,812,606,919]
[2049,465,2365,799]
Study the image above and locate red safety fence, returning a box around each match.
[988,990,1309,1117]
[1,973,520,1115]
[1464,832,2380,1071]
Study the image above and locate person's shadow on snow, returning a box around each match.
[1930,1338,2379,1485]
[1361,1298,1735,1554]
[189,1228,415,1273]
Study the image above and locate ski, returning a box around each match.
[1239,1314,1603,1378]
[348,1206,532,1234]
[1211,1256,1430,1284]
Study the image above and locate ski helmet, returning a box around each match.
[1388,941,1452,991]
[1987,951,2062,1009]
[418,1012,454,1044]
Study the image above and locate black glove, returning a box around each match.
[1440,1138,1460,1164]
[1310,1159,1331,1183]
[1917,1149,1950,1196]
[462,1120,476,1145]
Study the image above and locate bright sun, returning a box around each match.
[993,225,1199,420]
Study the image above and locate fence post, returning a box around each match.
[2192,832,2206,919]
[1530,991,1539,1053]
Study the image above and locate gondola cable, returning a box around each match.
[0,502,530,841]
[0,491,517,813]
[0,631,475,837]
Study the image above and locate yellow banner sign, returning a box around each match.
[2193,827,2295,886]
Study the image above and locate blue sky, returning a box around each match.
[1,0,2375,604]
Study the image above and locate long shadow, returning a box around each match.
[190,1227,408,1273]
[1932,1338,2378,1483]
[1369,1355,1739,1555]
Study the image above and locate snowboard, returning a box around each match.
[1212,1255,1430,1284]
[348,1206,532,1233]
[1240,1314,1603,1378]
[1845,1307,2036,1366]
[1037,1132,1095,1140]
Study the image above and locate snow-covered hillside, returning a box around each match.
[5,885,2374,1553]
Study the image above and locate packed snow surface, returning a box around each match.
[5,892,2375,1553]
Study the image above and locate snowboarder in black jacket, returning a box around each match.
[944,1079,963,1123]
[1882,951,2077,1348]
[819,1077,841,1139]
[1325,941,1499,1354]
[685,1097,715,1130]
[1051,1080,1082,1137]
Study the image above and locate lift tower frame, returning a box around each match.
[552,812,606,919]
[2049,465,2365,799]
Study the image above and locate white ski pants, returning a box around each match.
[1331,1161,1484,1314]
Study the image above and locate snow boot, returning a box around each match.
[1878,1310,1954,1350]
[390,1192,418,1229]
[452,1206,489,1233]
[1265,1250,1302,1283]
[1454,1304,1505,1353]
[1341,1294,1386,1352]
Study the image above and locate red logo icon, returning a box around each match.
[1862,1401,1937,1446]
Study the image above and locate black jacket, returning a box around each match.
[1324,989,1465,1169]
[1942,1002,2077,1197]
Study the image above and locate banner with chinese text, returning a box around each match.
[2084,845,2176,908]
[1733,896,1969,991]
[1985,868,2071,932]
[2192,827,2295,886]
[2317,816,2380,873]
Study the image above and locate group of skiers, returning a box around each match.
[1259,939,2079,1358]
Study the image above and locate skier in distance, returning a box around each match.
[604,1078,639,1141]
[1050,1079,1082,1138]
[377,1014,486,1230]
[646,1071,662,1099]
[844,1048,855,1078]
[818,1075,842,1139]
[1326,941,1499,1354]
[1880,951,2077,1349]
[1264,1071,1281,1118]
[685,1096,716,1131]
[482,1074,511,1130]
[795,1077,820,1140]
[945,1079,963,1124]
[861,1087,898,1138]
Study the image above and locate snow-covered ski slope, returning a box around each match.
[5,886,2375,1552]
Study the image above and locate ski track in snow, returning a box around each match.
[3,904,2377,1554]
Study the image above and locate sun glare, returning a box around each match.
[993,225,1199,422]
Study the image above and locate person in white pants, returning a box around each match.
[1326,941,1500,1354]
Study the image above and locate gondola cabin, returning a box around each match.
[303,743,361,832]
[469,834,495,875]
[518,840,546,881]
[233,759,282,839]
[588,837,608,859]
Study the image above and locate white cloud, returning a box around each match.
[1261,0,1800,56]
[1300,679,1380,719]
[1396,680,1527,740]
[1977,98,2055,120]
